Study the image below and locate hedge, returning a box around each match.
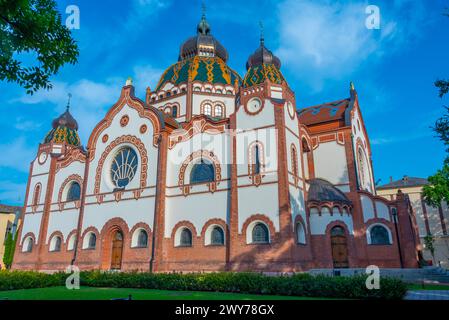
[0,270,408,299]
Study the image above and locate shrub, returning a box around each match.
[0,270,407,299]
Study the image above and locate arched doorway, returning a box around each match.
[110,230,124,270]
[330,226,349,268]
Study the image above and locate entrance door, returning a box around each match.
[110,231,123,270]
[330,226,349,268]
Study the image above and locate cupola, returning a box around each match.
[43,95,81,146]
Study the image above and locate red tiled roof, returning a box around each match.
[298,99,350,126]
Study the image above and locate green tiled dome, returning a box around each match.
[243,63,285,88]
[44,126,81,146]
[43,108,81,146]
[156,56,242,91]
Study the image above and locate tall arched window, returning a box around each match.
[291,144,299,183]
[172,105,178,118]
[301,138,311,180]
[249,142,263,175]
[214,105,224,118]
[252,223,269,244]
[137,230,148,248]
[110,147,138,189]
[358,148,366,187]
[66,182,81,201]
[203,104,212,116]
[23,237,33,253]
[51,236,62,252]
[87,233,96,249]
[296,222,306,244]
[32,184,41,207]
[211,226,224,245]
[180,228,192,247]
[370,225,390,245]
[190,159,215,184]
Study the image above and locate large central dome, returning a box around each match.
[156,12,241,91]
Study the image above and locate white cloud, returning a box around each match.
[14,117,42,131]
[275,0,427,91]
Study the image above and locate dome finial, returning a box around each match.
[259,21,264,46]
[66,93,72,111]
[197,0,210,35]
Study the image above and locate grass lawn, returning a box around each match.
[407,283,449,291]
[0,286,327,300]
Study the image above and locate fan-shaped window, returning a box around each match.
[110,147,138,189]
[190,160,215,184]
[211,226,224,245]
[214,105,224,118]
[370,225,390,245]
[226,90,233,95]
[137,230,148,248]
[203,104,212,116]
[216,89,223,94]
[205,88,212,93]
[180,228,192,247]
[194,87,201,92]
[50,236,62,252]
[66,182,81,201]
[252,223,269,244]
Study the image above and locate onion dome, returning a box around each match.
[43,97,81,146]
[178,9,228,62]
[243,30,285,88]
[156,10,241,91]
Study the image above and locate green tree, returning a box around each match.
[2,230,18,269]
[0,0,79,94]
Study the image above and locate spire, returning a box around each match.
[259,21,264,47]
[66,93,72,111]
[197,0,210,35]
[350,81,355,91]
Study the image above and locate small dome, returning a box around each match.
[243,38,284,88]
[307,178,352,206]
[178,13,228,62]
[156,56,241,91]
[44,107,81,146]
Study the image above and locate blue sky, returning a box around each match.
[0,0,448,205]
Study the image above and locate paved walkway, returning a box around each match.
[404,290,449,300]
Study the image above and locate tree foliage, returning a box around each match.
[2,230,17,269]
[436,80,449,98]
[0,0,79,94]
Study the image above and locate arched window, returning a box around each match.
[203,104,212,116]
[110,147,138,189]
[172,105,178,118]
[50,236,62,252]
[216,89,223,94]
[32,184,41,206]
[23,237,33,253]
[137,230,148,248]
[211,226,224,245]
[252,223,269,244]
[67,234,76,251]
[205,88,212,93]
[296,222,306,244]
[226,90,233,95]
[254,145,261,174]
[87,233,96,249]
[331,226,345,237]
[214,105,224,118]
[180,228,192,247]
[190,160,215,184]
[358,148,366,187]
[301,138,311,180]
[66,182,81,202]
[370,225,390,245]
[291,144,298,178]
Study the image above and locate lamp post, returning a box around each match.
[392,208,404,268]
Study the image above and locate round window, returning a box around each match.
[110,147,138,188]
